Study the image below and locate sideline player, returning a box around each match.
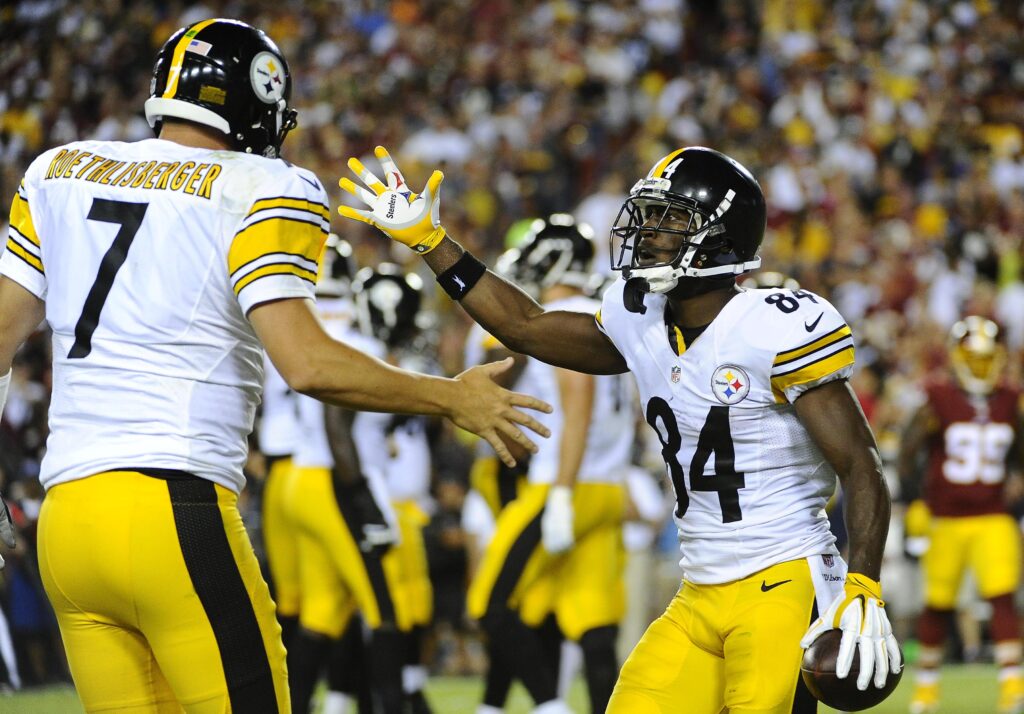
[338,145,902,713]
[284,262,409,713]
[464,215,633,714]
[260,350,302,647]
[350,264,437,713]
[899,316,1024,714]
[0,20,549,712]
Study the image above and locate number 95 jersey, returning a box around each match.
[1,139,329,493]
[597,281,854,584]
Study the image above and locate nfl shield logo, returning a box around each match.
[822,554,834,568]
[671,366,681,383]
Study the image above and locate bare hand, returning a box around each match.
[451,358,552,466]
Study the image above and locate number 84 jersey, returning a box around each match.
[597,280,853,584]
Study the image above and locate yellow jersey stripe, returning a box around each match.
[5,238,44,274]
[234,263,317,295]
[652,148,686,178]
[163,19,220,98]
[673,325,686,356]
[771,347,854,392]
[773,324,851,364]
[228,218,326,275]
[595,309,603,326]
[10,193,40,247]
[249,197,330,220]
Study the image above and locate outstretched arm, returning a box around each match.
[249,297,550,467]
[424,238,627,375]
[337,146,627,375]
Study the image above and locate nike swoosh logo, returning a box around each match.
[804,313,823,332]
[298,174,322,191]
[761,579,792,592]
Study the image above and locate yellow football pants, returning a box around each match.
[608,558,819,714]
[467,481,626,641]
[924,513,1022,608]
[391,500,434,627]
[38,471,288,713]
[262,457,300,618]
[286,466,414,637]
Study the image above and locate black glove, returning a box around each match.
[0,494,15,569]
[335,477,397,555]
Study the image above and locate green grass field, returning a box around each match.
[0,666,1002,713]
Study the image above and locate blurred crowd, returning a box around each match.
[2,0,1024,692]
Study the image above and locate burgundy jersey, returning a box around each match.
[924,380,1020,517]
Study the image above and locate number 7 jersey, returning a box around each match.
[1,139,329,493]
[597,280,854,584]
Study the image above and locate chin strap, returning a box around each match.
[623,278,649,314]
[0,370,10,417]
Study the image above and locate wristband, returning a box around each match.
[437,251,486,301]
[0,370,9,417]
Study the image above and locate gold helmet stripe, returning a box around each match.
[162,19,221,99]
[651,148,687,178]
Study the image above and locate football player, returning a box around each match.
[338,145,902,714]
[462,215,634,714]
[351,265,436,714]
[898,316,1024,714]
[259,293,308,649]
[285,260,414,714]
[0,20,550,712]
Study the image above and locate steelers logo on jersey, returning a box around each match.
[711,365,750,405]
[250,51,287,104]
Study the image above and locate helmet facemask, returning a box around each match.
[611,179,760,295]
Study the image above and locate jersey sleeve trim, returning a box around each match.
[771,344,855,398]
[234,262,317,294]
[248,196,330,222]
[773,324,851,366]
[5,236,44,275]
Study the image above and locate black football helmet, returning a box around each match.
[352,264,423,348]
[316,234,356,297]
[144,19,298,157]
[611,147,766,294]
[511,214,596,295]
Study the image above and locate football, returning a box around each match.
[800,629,904,711]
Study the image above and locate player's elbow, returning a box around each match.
[276,359,324,398]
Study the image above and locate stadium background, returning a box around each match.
[1,0,1023,710]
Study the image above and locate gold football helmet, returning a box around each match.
[949,316,1006,395]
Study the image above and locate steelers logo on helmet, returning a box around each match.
[250,51,287,104]
[711,365,750,405]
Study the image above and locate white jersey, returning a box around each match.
[525,294,635,485]
[354,354,434,506]
[1,139,329,492]
[259,357,299,458]
[597,281,853,584]
[291,297,376,469]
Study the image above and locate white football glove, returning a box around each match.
[541,485,574,554]
[800,573,902,691]
[338,146,446,254]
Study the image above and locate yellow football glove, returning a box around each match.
[338,146,446,254]
[801,573,902,691]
